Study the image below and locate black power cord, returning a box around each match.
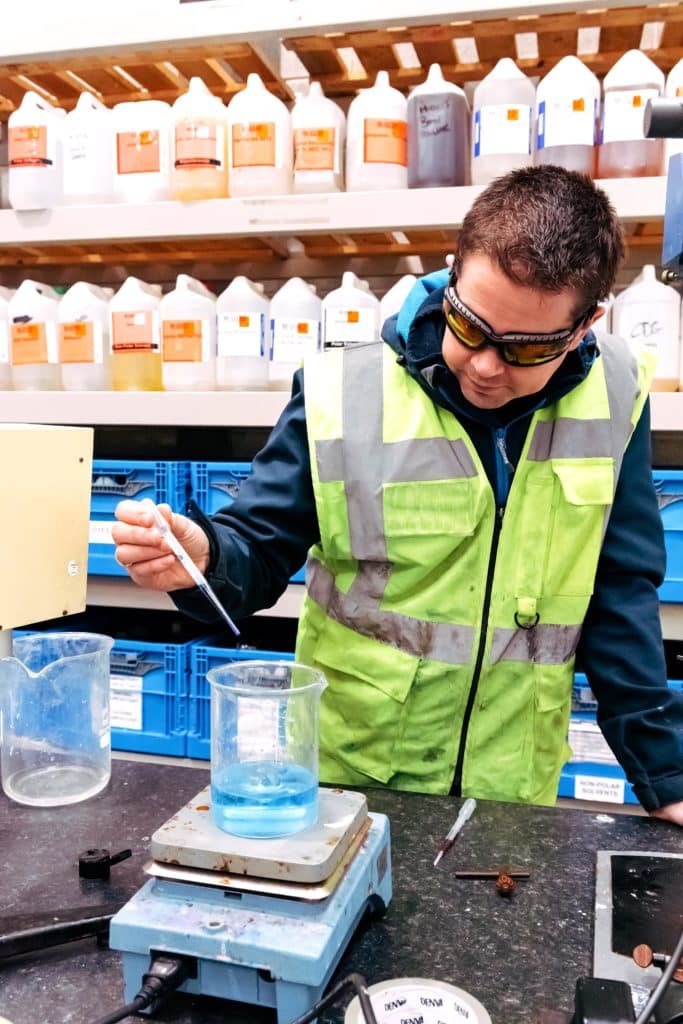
[86,953,195,1024]
[634,927,683,1024]
[288,973,378,1024]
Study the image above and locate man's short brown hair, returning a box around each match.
[457,165,625,316]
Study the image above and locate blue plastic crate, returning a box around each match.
[190,461,306,584]
[187,641,295,759]
[572,672,683,716]
[89,460,190,576]
[109,637,194,756]
[558,762,638,805]
[653,469,683,603]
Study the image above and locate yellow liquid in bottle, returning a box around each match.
[111,350,163,391]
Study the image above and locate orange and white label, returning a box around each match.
[232,123,276,168]
[602,89,658,144]
[116,130,161,175]
[161,319,209,362]
[174,120,224,170]
[9,125,52,167]
[111,310,159,353]
[294,127,336,172]
[59,321,103,364]
[11,321,57,365]
[270,317,320,363]
[363,118,407,166]
[324,307,377,348]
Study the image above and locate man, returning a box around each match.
[113,165,683,824]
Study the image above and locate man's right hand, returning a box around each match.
[112,500,211,592]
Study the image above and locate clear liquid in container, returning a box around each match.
[211,761,318,838]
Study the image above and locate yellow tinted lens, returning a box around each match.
[501,341,568,366]
[446,308,487,348]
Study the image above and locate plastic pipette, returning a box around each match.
[433,798,477,867]
[142,499,240,637]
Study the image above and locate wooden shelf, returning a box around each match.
[0,177,667,269]
[0,386,678,429]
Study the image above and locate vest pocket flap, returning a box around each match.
[551,459,614,506]
[383,479,476,537]
[313,616,418,703]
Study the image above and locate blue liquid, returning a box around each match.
[211,761,318,838]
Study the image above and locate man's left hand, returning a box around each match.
[649,801,683,825]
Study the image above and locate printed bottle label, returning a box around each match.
[116,130,162,175]
[324,307,377,347]
[111,310,160,353]
[217,311,265,358]
[232,123,276,168]
[9,125,54,167]
[601,89,659,144]
[59,321,104,364]
[473,104,532,157]
[270,318,321,363]
[363,118,407,166]
[174,120,224,170]
[537,97,597,149]
[294,127,336,172]
[162,319,210,362]
[11,320,58,365]
[0,322,8,364]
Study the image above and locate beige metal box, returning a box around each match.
[0,424,93,630]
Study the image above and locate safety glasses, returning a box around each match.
[443,274,595,367]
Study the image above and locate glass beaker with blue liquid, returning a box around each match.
[208,661,327,839]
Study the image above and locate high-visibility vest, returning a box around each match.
[296,337,655,803]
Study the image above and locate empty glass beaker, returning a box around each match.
[0,632,113,806]
[208,660,327,838]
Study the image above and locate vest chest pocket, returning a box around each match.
[312,616,419,784]
[546,459,614,597]
[383,478,477,544]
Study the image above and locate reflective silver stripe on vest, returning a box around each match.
[490,624,582,665]
[312,343,477,664]
[307,558,475,665]
[527,334,640,498]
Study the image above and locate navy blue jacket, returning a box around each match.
[175,272,683,811]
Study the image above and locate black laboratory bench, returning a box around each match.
[0,759,681,1024]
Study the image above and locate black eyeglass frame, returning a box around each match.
[443,274,597,367]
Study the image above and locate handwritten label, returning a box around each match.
[110,674,143,731]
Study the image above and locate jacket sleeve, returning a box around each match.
[171,369,320,622]
[577,400,683,810]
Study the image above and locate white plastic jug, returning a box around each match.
[9,279,61,390]
[322,272,380,349]
[59,281,112,391]
[216,276,269,389]
[8,91,64,210]
[161,274,217,391]
[598,50,664,179]
[379,274,417,326]
[171,78,228,201]
[612,265,680,391]
[407,64,469,188]
[269,277,322,389]
[226,74,292,197]
[471,58,535,186]
[346,70,408,192]
[112,100,172,203]
[109,277,163,391]
[535,56,599,176]
[665,58,683,170]
[292,81,345,194]
[0,285,14,389]
[63,92,114,204]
